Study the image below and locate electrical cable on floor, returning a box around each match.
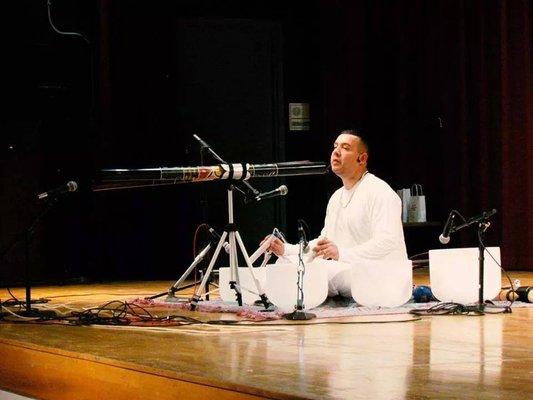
[1,297,425,326]
[0,305,39,320]
[409,251,429,260]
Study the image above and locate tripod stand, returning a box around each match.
[147,212,279,306]
[189,184,272,310]
[146,134,276,304]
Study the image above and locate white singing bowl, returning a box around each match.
[265,261,328,312]
[218,267,267,305]
[351,259,413,307]
[429,247,501,304]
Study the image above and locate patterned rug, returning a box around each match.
[132,296,533,321]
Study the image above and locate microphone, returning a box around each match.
[297,219,308,249]
[37,181,78,201]
[192,134,210,150]
[255,185,288,202]
[439,211,456,244]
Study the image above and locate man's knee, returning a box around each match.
[327,261,352,298]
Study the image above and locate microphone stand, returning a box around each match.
[0,198,64,318]
[448,209,497,314]
[284,231,316,321]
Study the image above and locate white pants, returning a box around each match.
[325,261,353,297]
[278,255,352,298]
[276,255,413,307]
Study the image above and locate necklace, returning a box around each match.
[340,171,369,208]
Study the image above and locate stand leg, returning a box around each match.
[235,231,270,309]
[190,232,228,310]
[478,226,486,312]
[25,234,31,313]
[18,233,56,318]
[228,231,242,306]
[464,224,487,315]
[145,244,212,300]
[258,252,273,269]
[170,244,212,296]
[248,239,273,264]
[204,269,210,301]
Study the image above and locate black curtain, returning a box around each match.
[318,0,532,269]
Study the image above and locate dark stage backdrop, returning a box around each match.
[1,0,531,286]
[318,0,532,270]
[1,0,96,284]
[95,4,287,280]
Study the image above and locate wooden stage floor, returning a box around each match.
[1,271,532,400]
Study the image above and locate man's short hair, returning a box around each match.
[340,128,369,154]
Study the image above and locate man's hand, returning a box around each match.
[260,235,285,256]
[312,237,339,260]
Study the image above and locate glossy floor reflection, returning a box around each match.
[0,273,532,399]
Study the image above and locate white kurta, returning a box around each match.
[283,173,408,297]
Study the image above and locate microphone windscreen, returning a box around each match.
[67,181,78,192]
[438,234,450,244]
